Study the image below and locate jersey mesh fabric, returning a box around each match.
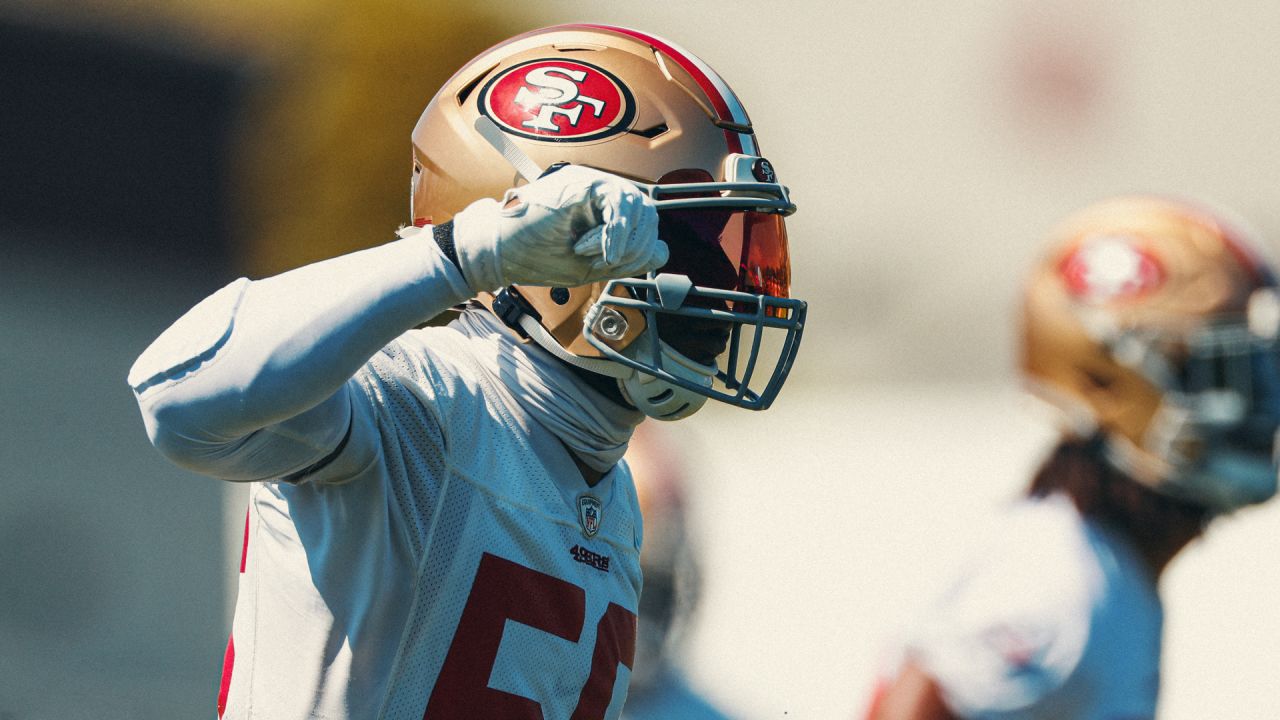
[376,326,644,718]
[364,341,450,558]
[223,324,643,719]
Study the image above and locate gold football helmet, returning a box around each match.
[1021,196,1280,512]
[410,24,805,419]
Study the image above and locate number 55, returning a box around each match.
[424,553,637,719]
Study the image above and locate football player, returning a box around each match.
[127,24,805,720]
[866,197,1280,719]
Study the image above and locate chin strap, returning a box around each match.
[492,287,631,378]
[519,312,632,378]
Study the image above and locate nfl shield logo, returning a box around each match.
[577,494,603,539]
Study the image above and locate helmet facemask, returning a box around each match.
[1127,298,1280,512]
[478,125,805,419]
[581,167,805,414]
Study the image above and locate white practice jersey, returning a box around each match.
[894,494,1161,720]
[129,236,643,719]
[225,330,643,719]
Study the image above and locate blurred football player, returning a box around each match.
[127,24,805,720]
[867,197,1279,719]
[620,424,734,720]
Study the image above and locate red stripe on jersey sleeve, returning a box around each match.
[239,507,249,574]
[217,635,234,718]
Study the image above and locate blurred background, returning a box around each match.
[2,0,1278,717]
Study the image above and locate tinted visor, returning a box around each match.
[657,208,792,300]
[651,209,791,364]
[652,168,792,302]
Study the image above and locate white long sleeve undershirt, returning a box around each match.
[128,232,472,481]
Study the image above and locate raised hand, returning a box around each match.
[451,165,668,291]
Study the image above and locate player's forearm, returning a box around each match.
[129,234,470,474]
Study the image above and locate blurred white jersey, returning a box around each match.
[219,328,643,719]
[897,494,1161,719]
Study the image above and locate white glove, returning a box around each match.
[451,165,668,292]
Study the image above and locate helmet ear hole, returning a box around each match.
[1083,368,1116,391]
[1076,365,1157,429]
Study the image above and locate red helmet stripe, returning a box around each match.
[568,24,756,155]
[1172,196,1275,287]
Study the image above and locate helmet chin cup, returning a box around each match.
[618,336,715,421]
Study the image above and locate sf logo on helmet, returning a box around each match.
[480,59,636,142]
[516,67,605,131]
[1059,234,1165,302]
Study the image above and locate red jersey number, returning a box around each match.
[424,552,636,720]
